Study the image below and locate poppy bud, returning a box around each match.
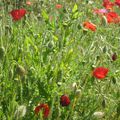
[112,53,117,61]
[93,111,105,119]
[83,28,88,34]
[101,16,108,26]
[0,46,5,59]
[57,82,62,86]
[71,82,77,91]
[112,77,116,84]
[75,89,81,97]
[102,99,106,108]
[16,65,26,76]
[48,41,54,49]
[60,95,70,107]
[14,105,26,118]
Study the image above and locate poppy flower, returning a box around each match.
[83,21,96,31]
[112,53,117,61]
[10,9,26,21]
[60,95,70,107]
[93,9,108,15]
[26,1,32,5]
[56,4,62,9]
[92,67,109,79]
[105,12,120,23]
[34,103,50,118]
[103,0,114,10]
[115,0,120,7]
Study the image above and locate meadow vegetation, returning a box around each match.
[0,0,120,120]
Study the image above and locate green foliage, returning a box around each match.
[0,0,120,120]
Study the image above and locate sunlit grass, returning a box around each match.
[0,0,120,120]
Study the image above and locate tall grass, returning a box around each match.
[0,0,120,120]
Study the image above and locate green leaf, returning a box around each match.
[41,9,49,21]
[72,4,78,13]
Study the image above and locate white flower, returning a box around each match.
[14,105,26,119]
[93,111,105,119]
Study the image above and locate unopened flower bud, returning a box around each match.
[0,46,5,59]
[112,53,117,61]
[93,111,105,119]
[75,89,81,97]
[57,82,62,86]
[101,16,107,26]
[14,105,26,118]
[71,82,77,91]
[16,65,26,76]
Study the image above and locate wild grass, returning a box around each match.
[0,0,120,120]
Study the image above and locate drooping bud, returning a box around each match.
[75,89,81,97]
[0,46,5,59]
[16,65,26,76]
[112,53,117,61]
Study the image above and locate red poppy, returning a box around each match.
[103,0,114,10]
[56,4,62,9]
[60,95,70,107]
[105,12,120,23]
[115,0,120,7]
[34,103,50,118]
[26,1,32,5]
[112,53,117,61]
[92,67,109,79]
[83,21,96,31]
[10,9,26,21]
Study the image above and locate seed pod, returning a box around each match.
[16,65,26,76]
[0,46,5,59]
